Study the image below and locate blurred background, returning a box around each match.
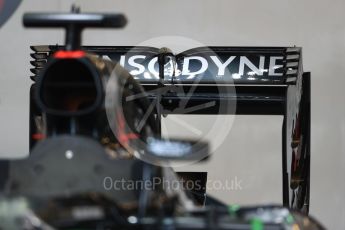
[0,0,344,228]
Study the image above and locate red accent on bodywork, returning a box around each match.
[0,0,4,12]
[116,110,139,145]
[32,133,45,140]
[54,50,86,59]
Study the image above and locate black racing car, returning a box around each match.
[0,7,318,230]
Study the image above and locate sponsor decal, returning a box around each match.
[104,53,284,82]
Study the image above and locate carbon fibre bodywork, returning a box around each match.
[29,45,311,213]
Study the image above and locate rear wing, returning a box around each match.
[29,45,310,208]
[30,46,303,115]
